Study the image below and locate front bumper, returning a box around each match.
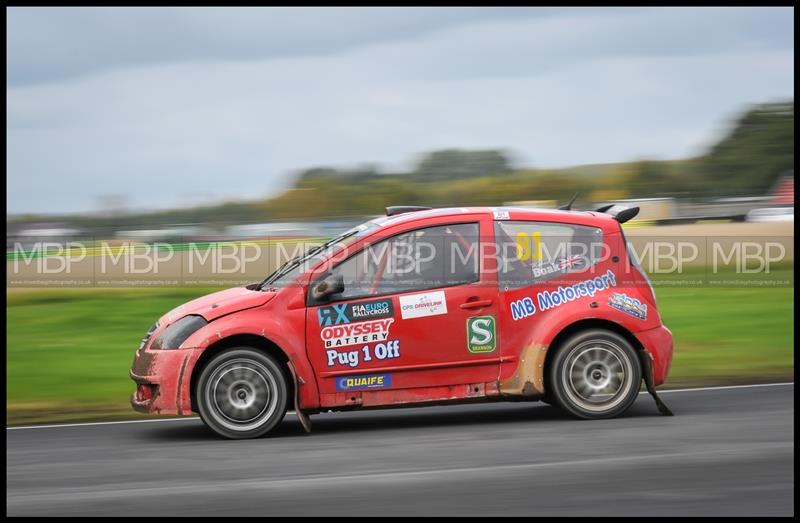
[130,347,203,415]
[634,324,674,386]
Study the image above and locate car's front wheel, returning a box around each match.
[196,348,288,439]
[548,329,641,419]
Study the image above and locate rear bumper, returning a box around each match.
[130,348,203,415]
[634,325,674,386]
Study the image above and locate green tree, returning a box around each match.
[699,100,794,196]
[412,149,512,181]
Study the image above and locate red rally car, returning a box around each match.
[131,205,674,439]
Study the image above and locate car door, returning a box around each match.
[305,218,501,402]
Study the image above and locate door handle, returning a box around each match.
[460,299,493,310]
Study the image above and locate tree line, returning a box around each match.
[9,99,793,234]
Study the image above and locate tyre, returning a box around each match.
[548,329,641,419]
[196,348,289,439]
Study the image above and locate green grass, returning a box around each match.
[6,287,223,425]
[655,285,793,384]
[6,279,794,425]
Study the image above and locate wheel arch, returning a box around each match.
[543,318,645,396]
[189,334,293,413]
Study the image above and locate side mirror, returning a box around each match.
[311,273,345,302]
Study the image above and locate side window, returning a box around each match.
[495,221,603,290]
[324,222,480,302]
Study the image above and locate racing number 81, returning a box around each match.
[515,231,542,261]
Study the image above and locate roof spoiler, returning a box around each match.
[385,206,432,216]
[595,204,640,224]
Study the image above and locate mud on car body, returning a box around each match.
[131,205,674,439]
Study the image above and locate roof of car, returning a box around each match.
[370,206,617,229]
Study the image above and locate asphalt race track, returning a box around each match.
[6,384,794,516]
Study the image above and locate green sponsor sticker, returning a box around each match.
[467,315,496,353]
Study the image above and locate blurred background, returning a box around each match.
[6,7,794,424]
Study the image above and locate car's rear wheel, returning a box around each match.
[548,329,641,419]
[196,348,288,439]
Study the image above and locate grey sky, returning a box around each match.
[6,7,794,214]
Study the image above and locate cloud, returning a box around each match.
[7,7,561,86]
[6,7,794,214]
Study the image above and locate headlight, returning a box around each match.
[149,315,207,350]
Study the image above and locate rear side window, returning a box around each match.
[495,221,604,290]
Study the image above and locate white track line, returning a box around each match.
[654,382,793,394]
[6,417,200,430]
[7,382,793,430]
[7,411,295,430]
